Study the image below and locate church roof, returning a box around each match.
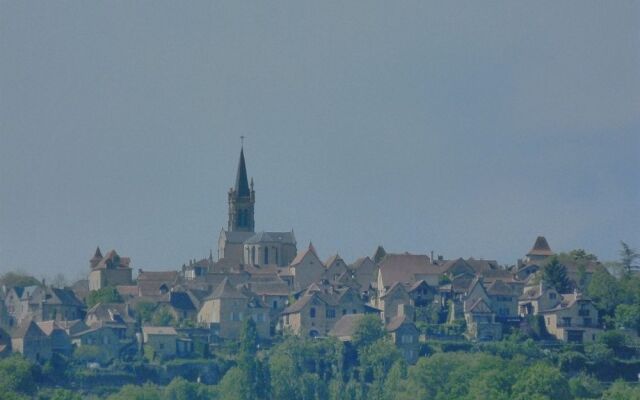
[235,147,251,197]
[245,231,296,245]
[527,236,554,256]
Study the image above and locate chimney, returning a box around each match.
[430,251,434,262]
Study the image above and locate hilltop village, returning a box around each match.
[2,146,639,399]
[0,146,620,370]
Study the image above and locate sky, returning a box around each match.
[1,1,638,281]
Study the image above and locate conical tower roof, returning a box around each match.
[235,147,250,197]
[527,236,554,257]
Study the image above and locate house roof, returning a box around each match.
[324,254,345,269]
[328,314,365,340]
[86,303,135,325]
[35,320,63,336]
[219,230,255,245]
[13,320,46,338]
[169,291,196,311]
[386,314,415,332]
[486,280,514,296]
[142,326,178,336]
[468,298,493,314]
[290,242,320,266]
[208,277,247,300]
[378,253,444,287]
[93,249,131,270]
[527,236,554,257]
[137,270,179,282]
[28,287,84,307]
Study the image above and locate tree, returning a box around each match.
[601,379,640,400]
[0,355,37,396]
[587,267,621,318]
[235,318,261,400]
[352,315,385,348]
[107,383,162,400]
[542,257,571,293]
[150,305,175,326]
[86,287,122,308]
[164,376,218,400]
[615,304,640,334]
[0,271,41,288]
[620,241,639,275]
[511,362,571,400]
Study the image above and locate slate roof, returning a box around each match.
[245,231,296,245]
[386,314,411,332]
[219,230,255,245]
[324,254,345,269]
[13,320,46,338]
[169,291,196,311]
[86,303,135,325]
[29,287,84,307]
[234,147,251,197]
[35,320,63,336]
[290,243,320,266]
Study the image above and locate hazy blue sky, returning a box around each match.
[1,1,638,280]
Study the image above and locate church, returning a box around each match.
[217,146,297,267]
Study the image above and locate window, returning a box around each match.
[159,343,164,349]
[583,318,592,326]
[326,309,336,319]
[275,248,279,265]
[285,315,289,324]
[310,307,316,318]
[562,317,572,327]
[251,247,256,264]
[342,309,347,316]
[549,292,557,300]
[272,300,278,309]
[264,247,269,265]
[401,334,413,344]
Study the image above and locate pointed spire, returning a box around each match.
[93,246,102,259]
[308,241,317,255]
[235,146,250,197]
[90,246,103,268]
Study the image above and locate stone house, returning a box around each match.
[539,292,601,343]
[386,305,420,364]
[142,326,178,360]
[4,286,39,327]
[24,287,84,322]
[11,320,52,362]
[324,254,348,283]
[377,253,445,298]
[36,321,72,355]
[350,256,379,291]
[485,280,519,321]
[281,284,366,337]
[197,278,270,339]
[287,243,325,291]
[89,248,133,291]
[464,298,502,340]
[85,303,137,338]
[71,323,128,360]
[518,281,562,316]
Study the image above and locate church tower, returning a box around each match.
[227,146,255,232]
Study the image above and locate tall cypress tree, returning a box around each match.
[543,256,571,293]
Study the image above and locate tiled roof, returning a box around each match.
[245,231,296,245]
[379,253,444,288]
[94,249,131,270]
[290,242,320,266]
[208,278,247,300]
[527,236,554,256]
[468,298,493,314]
[328,314,365,339]
[142,326,178,336]
[386,314,412,332]
[486,280,514,296]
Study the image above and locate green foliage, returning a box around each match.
[150,305,176,327]
[542,256,571,293]
[511,362,571,400]
[48,388,83,400]
[0,355,37,396]
[135,302,157,323]
[619,241,639,275]
[587,267,622,318]
[106,383,163,400]
[86,287,122,308]
[568,373,603,399]
[73,345,110,365]
[0,271,41,288]
[557,351,587,373]
[164,377,218,400]
[615,303,640,334]
[601,379,640,400]
[352,315,385,348]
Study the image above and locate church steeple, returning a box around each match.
[228,145,255,232]
[235,147,251,197]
